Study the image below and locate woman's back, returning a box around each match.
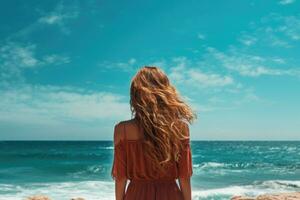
[111,118,193,200]
[112,66,196,200]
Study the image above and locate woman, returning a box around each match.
[111,66,197,200]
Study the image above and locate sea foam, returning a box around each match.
[0,180,299,200]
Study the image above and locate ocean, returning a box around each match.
[0,141,299,200]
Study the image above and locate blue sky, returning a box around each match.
[0,0,299,140]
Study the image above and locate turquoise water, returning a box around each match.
[0,141,299,200]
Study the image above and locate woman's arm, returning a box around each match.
[178,177,192,200]
[115,178,127,200]
[178,121,193,200]
[112,122,128,200]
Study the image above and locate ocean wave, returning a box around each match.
[70,165,106,177]
[256,180,300,189]
[193,162,225,169]
[97,146,114,150]
[0,180,299,200]
[87,165,105,173]
[193,162,300,171]
[192,180,300,200]
[0,152,107,159]
[0,181,114,200]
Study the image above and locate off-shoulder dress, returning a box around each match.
[111,121,193,200]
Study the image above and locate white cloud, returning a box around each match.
[168,56,235,88]
[38,2,79,34]
[39,15,63,25]
[0,42,71,83]
[99,58,137,72]
[168,57,187,83]
[187,69,234,87]
[269,35,291,48]
[207,47,297,77]
[179,95,233,113]
[4,1,79,40]
[239,35,257,46]
[0,41,127,128]
[1,43,38,68]
[1,43,37,83]
[38,10,78,26]
[280,16,300,40]
[231,87,275,107]
[0,85,130,126]
[197,33,206,40]
[271,58,284,64]
[128,58,136,65]
[240,14,300,48]
[43,54,70,65]
[278,0,295,5]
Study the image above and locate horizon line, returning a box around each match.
[1,139,300,142]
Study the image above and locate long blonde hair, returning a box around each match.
[130,66,197,174]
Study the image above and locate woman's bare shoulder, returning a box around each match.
[113,121,127,144]
[114,118,133,127]
[114,118,141,141]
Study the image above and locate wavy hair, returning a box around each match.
[130,66,197,174]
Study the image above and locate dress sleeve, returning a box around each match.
[111,123,127,180]
[177,123,193,178]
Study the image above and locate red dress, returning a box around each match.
[111,122,193,200]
